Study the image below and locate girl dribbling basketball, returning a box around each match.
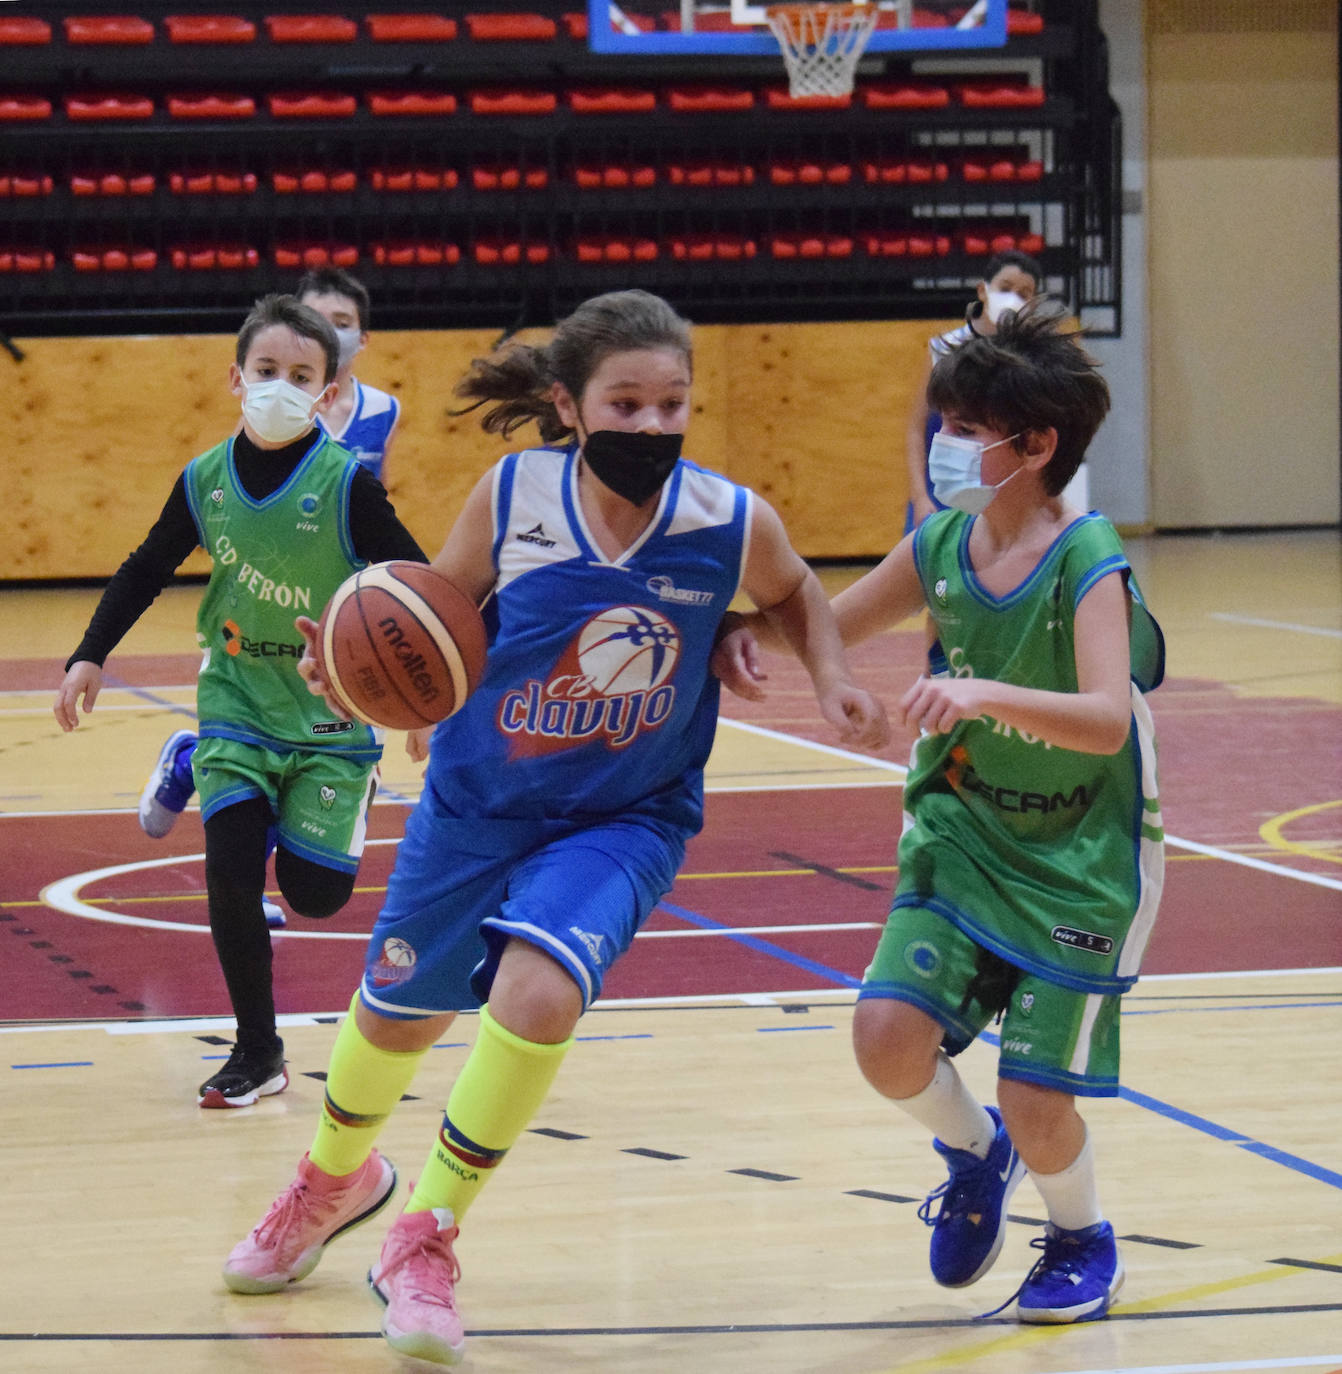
[222,289,890,1367]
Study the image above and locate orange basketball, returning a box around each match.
[316,561,488,730]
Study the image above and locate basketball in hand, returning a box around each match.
[316,561,488,730]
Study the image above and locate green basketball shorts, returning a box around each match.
[859,903,1122,1096]
[193,735,377,874]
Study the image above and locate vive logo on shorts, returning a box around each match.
[903,940,942,980]
[1050,926,1114,955]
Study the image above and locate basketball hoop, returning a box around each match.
[765,3,880,99]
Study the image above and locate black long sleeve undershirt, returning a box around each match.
[66,430,428,670]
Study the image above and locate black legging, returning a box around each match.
[203,796,356,1046]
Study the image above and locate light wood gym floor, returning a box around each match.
[1,529,1339,1373]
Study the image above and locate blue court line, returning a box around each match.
[657,901,862,990]
[12,1061,93,1069]
[757,1025,835,1034]
[577,1033,654,1043]
[978,1030,1342,1191]
[101,675,199,724]
[1123,1000,1342,1017]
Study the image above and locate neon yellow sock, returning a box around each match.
[407,1004,572,1220]
[309,994,429,1177]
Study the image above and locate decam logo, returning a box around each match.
[221,619,303,660]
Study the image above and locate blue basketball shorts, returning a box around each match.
[358,783,686,1019]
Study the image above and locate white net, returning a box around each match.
[765,3,880,99]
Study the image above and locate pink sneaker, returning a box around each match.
[368,1207,466,1366]
[223,1151,397,1295]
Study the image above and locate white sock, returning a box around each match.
[1029,1128,1104,1232]
[894,1052,997,1158]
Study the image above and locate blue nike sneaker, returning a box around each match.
[1016,1220,1124,1323]
[918,1105,1025,1287]
[138,729,197,838]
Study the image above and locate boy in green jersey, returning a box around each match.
[715,299,1164,1324]
[54,295,425,1108]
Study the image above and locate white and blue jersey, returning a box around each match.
[319,379,400,482]
[360,445,752,1017]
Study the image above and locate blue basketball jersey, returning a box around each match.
[318,379,400,481]
[424,446,751,836]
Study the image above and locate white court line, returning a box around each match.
[1210,611,1342,639]
[4,968,1340,1038]
[1048,1359,1342,1374]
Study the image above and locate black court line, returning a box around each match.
[768,851,886,892]
[6,1302,1340,1343]
[0,909,145,1013]
[1270,1256,1342,1274]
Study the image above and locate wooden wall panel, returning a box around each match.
[3,319,951,580]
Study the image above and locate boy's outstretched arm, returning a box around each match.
[713,531,926,704]
[737,497,889,751]
[897,570,1134,754]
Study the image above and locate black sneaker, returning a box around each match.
[198,1040,288,1109]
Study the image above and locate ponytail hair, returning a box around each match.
[453,290,693,445]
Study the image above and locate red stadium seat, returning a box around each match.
[168,94,256,119]
[666,87,754,112]
[265,15,358,42]
[0,249,56,271]
[859,81,950,110]
[366,14,458,41]
[169,171,257,194]
[0,18,52,44]
[71,172,156,195]
[371,241,462,266]
[268,92,357,117]
[574,236,658,263]
[469,89,556,114]
[472,240,550,264]
[0,98,52,121]
[471,164,548,190]
[169,244,261,269]
[164,16,256,43]
[64,16,154,44]
[273,243,359,268]
[367,91,457,115]
[568,88,657,114]
[464,13,557,40]
[0,174,54,196]
[667,161,755,187]
[66,95,154,120]
[669,234,757,261]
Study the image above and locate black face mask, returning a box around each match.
[581,429,683,506]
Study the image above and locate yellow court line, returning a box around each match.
[1261,800,1342,869]
[877,1254,1342,1373]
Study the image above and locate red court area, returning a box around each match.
[3,633,1339,1023]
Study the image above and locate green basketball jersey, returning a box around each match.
[895,510,1165,994]
[182,434,381,761]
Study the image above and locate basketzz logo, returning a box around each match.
[369,936,417,986]
[221,618,303,660]
[318,784,336,811]
[499,605,680,757]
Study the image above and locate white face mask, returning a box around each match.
[928,430,1024,514]
[241,377,321,444]
[985,289,1027,324]
[334,326,362,370]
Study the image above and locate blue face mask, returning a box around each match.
[927,430,1024,515]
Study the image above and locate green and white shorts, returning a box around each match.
[194,734,378,874]
[859,903,1122,1097]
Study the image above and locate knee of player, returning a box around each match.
[996,1077,1079,1147]
[278,874,354,920]
[852,999,940,1097]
